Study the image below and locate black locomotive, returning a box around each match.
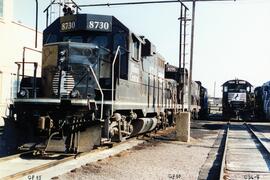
[8,2,209,153]
[254,86,265,120]
[254,81,270,120]
[9,11,185,153]
[222,79,254,120]
[196,81,208,120]
[165,64,208,120]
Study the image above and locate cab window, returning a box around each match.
[87,35,109,49]
[63,36,83,43]
[132,40,140,61]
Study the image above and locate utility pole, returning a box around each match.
[180,8,189,111]
[183,0,235,112]
[179,5,183,70]
[179,4,189,111]
[35,0,38,48]
[187,0,196,111]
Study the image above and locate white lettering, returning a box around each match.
[88,21,110,30]
[61,21,75,31]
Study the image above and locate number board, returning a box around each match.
[60,14,112,32]
[86,15,112,32]
[60,15,77,32]
[166,64,178,72]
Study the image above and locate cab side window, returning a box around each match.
[132,39,140,61]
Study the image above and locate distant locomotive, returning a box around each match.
[9,4,207,154]
[254,81,270,120]
[222,79,254,120]
[164,64,208,119]
[196,81,208,120]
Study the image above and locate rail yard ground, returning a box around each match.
[2,120,270,179]
[55,121,224,180]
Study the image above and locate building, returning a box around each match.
[0,0,42,125]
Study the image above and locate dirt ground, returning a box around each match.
[55,121,225,180]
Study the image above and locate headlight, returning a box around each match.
[70,90,80,98]
[59,57,66,62]
[59,50,66,56]
[18,89,28,98]
[59,49,67,63]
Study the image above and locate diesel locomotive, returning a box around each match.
[254,81,270,120]
[222,79,254,120]
[165,64,207,120]
[10,10,183,153]
[8,2,209,154]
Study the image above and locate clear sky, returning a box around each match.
[13,0,270,97]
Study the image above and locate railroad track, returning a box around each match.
[219,122,270,180]
[0,151,34,163]
[0,125,171,179]
[0,136,144,180]
[0,151,78,180]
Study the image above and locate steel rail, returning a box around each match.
[1,146,108,180]
[0,123,174,180]
[0,151,34,163]
[2,155,75,180]
[245,123,270,156]
[219,122,230,180]
[1,135,144,180]
[219,122,270,180]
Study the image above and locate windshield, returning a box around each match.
[68,43,99,66]
[66,43,110,98]
[227,84,247,93]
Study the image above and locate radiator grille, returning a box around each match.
[52,71,75,97]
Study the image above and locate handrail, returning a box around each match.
[15,62,38,98]
[111,46,121,116]
[22,47,42,79]
[88,66,104,120]
[15,63,21,94]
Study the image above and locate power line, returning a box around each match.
[78,0,235,8]
[79,0,189,10]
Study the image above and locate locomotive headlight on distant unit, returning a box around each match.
[70,90,80,98]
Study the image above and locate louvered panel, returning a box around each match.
[52,71,75,97]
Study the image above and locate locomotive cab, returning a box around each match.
[13,42,107,153]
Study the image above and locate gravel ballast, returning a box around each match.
[56,121,224,180]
